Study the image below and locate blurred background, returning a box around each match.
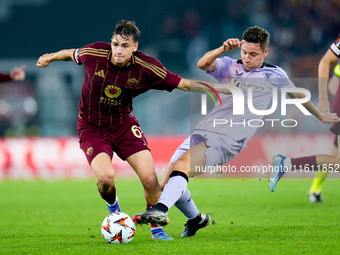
[0,0,339,137]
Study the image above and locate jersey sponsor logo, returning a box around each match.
[100,97,122,106]
[237,82,265,92]
[95,70,105,78]
[104,85,122,98]
[127,78,139,87]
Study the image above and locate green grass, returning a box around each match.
[1,178,340,254]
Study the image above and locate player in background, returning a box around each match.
[132,26,339,227]
[0,66,26,83]
[36,20,229,241]
[270,34,340,197]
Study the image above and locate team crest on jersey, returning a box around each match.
[86,147,93,156]
[127,78,139,87]
[105,85,122,98]
[263,71,273,79]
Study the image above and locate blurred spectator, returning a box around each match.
[0,65,26,82]
[157,14,186,74]
[0,65,39,136]
[181,9,202,40]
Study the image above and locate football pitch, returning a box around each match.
[1,177,340,254]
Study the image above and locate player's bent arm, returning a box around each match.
[197,47,222,71]
[177,78,232,94]
[197,39,244,71]
[36,49,75,67]
[318,49,339,108]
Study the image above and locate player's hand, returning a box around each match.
[159,175,170,191]
[159,180,166,191]
[36,54,53,67]
[222,39,245,52]
[319,112,340,123]
[316,100,330,113]
[10,65,26,81]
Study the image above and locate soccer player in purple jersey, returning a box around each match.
[0,66,26,83]
[270,33,340,199]
[132,26,340,231]
[36,20,228,241]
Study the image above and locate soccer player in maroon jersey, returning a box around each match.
[0,66,26,83]
[36,20,222,240]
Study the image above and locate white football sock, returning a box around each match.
[175,188,199,220]
[158,175,188,210]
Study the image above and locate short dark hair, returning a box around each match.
[242,26,270,52]
[112,20,141,43]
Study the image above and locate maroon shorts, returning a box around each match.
[77,116,149,165]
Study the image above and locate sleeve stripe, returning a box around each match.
[135,57,167,79]
[79,52,108,58]
[78,48,109,58]
[80,48,110,53]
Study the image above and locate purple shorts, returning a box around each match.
[77,116,149,165]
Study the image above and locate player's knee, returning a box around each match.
[140,174,158,191]
[96,171,115,187]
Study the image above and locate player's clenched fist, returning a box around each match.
[222,38,245,52]
[36,53,53,67]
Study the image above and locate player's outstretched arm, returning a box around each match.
[176,78,233,94]
[36,49,75,67]
[289,91,340,123]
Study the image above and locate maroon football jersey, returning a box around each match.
[0,72,11,82]
[73,42,182,127]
